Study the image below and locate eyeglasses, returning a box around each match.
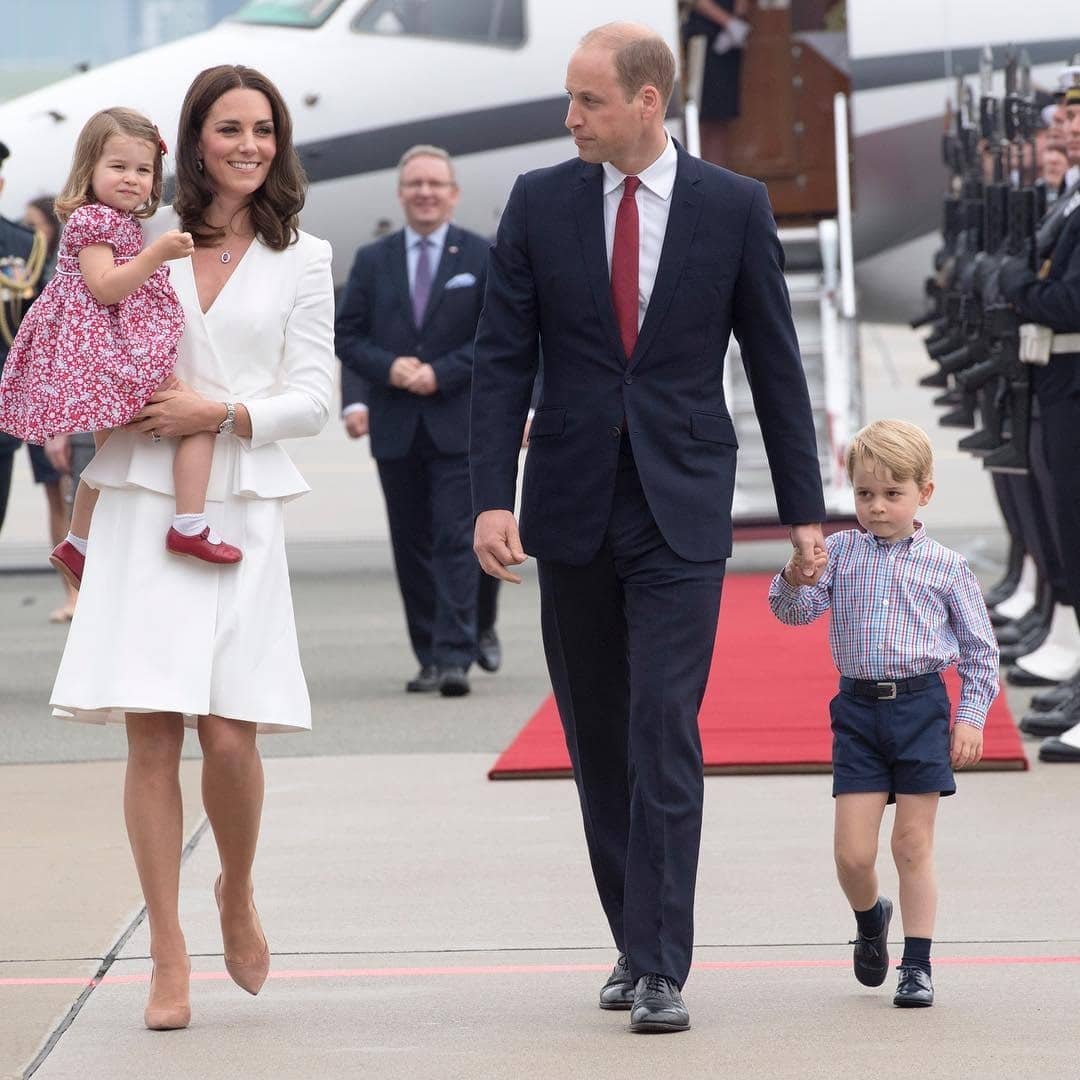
[400,180,455,191]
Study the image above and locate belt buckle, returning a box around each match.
[876,681,897,700]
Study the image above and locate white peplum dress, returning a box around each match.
[50,211,335,733]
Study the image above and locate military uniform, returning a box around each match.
[1000,184,1080,760]
[0,160,47,531]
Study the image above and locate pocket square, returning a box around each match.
[445,272,477,289]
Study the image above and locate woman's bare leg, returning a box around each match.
[173,432,215,516]
[124,713,190,1007]
[198,714,267,962]
[69,430,110,540]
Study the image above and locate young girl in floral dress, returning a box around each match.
[0,107,242,580]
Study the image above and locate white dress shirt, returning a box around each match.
[601,132,678,330]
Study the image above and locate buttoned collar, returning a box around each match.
[858,520,928,550]
[602,131,677,201]
[405,220,450,253]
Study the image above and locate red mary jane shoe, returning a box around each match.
[49,541,85,590]
[165,527,243,565]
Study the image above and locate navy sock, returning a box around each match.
[902,937,932,975]
[854,899,884,938]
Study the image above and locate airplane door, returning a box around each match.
[693,0,850,221]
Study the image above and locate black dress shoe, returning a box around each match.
[406,665,440,693]
[1005,664,1059,688]
[438,666,471,697]
[1039,737,1080,762]
[1030,676,1080,712]
[599,953,634,1010]
[629,973,689,1033]
[851,896,892,987]
[476,628,502,673]
[893,965,934,1007]
[1019,705,1080,737]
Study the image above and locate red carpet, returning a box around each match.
[490,573,1028,779]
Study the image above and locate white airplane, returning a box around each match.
[1,0,1077,292]
[1,0,1077,521]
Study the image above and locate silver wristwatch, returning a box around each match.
[217,401,237,435]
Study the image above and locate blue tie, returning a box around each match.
[412,237,432,324]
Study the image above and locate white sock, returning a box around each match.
[65,532,88,556]
[172,513,221,544]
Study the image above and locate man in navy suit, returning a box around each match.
[471,24,826,1031]
[337,145,489,697]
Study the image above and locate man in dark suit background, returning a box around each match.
[336,145,491,697]
[340,361,504,676]
[471,23,826,1032]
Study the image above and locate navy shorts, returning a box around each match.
[830,674,955,803]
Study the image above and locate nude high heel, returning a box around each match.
[143,961,191,1031]
[214,874,270,996]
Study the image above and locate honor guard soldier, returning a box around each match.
[1000,74,1080,762]
[0,139,48,532]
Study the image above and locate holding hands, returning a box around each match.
[782,523,828,586]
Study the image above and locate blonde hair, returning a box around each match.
[54,108,163,222]
[846,420,934,486]
[397,144,456,185]
[580,22,676,107]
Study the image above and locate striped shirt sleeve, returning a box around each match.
[946,556,1001,729]
[767,536,838,625]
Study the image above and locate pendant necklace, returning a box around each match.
[220,249,231,265]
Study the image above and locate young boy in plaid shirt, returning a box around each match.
[769,419,999,1007]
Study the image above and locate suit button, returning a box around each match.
[610,426,622,438]
[624,374,633,385]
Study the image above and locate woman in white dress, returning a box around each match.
[50,65,334,1030]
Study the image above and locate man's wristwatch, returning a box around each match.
[217,401,237,435]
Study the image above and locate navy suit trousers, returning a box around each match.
[537,437,725,987]
[377,424,477,669]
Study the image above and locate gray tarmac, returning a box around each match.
[2,325,1079,1079]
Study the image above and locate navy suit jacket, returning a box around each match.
[470,144,826,565]
[335,224,488,460]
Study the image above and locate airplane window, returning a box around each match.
[351,0,525,47]
[231,0,346,27]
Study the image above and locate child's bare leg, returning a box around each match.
[68,430,111,540]
[891,794,939,938]
[172,432,214,516]
[834,792,889,910]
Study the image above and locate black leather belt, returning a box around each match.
[839,673,942,701]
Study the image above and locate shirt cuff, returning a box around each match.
[953,710,986,731]
[341,403,369,418]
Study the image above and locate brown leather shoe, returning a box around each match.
[214,874,270,995]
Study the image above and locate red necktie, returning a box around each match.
[611,175,641,360]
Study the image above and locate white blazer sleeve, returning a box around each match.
[247,237,335,449]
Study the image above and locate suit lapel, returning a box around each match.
[630,147,705,369]
[419,225,463,331]
[389,230,415,331]
[572,163,626,364]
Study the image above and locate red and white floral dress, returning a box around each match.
[0,202,184,444]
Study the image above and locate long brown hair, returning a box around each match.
[173,65,306,251]
[54,108,164,222]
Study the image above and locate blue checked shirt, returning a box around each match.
[768,524,999,729]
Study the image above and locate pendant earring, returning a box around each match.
[195,158,204,172]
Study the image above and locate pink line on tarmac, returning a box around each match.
[4,954,1080,989]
